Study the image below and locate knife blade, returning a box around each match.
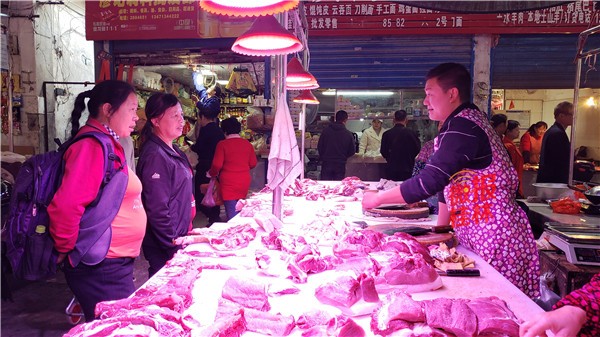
[436,269,480,277]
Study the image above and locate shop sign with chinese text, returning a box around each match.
[85,0,600,41]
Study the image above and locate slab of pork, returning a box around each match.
[222,275,270,311]
[423,298,477,337]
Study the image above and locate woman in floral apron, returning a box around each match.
[363,63,540,298]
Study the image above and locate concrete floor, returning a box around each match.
[1,214,210,337]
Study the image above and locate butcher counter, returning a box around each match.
[132,183,544,336]
[69,182,543,336]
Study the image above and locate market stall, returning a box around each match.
[64,179,543,337]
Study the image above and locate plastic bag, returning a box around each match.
[533,271,562,311]
[201,177,223,207]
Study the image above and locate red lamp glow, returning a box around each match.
[292,90,319,104]
[199,0,300,17]
[231,15,303,56]
[286,76,319,90]
[286,57,314,84]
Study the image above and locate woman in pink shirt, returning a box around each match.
[48,80,146,322]
[520,121,547,164]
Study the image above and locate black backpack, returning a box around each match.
[4,132,123,281]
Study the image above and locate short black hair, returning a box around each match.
[554,101,573,118]
[507,120,520,131]
[426,62,472,103]
[490,113,508,128]
[335,110,348,122]
[221,117,241,135]
[394,109,408,121]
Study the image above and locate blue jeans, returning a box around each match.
[224,200,239,221]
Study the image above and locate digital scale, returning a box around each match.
[544,222,600,266]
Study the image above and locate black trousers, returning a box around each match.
[320,162,346,181]
[63,257,135,322]
[194,173,221,225]
[143,244,179,278]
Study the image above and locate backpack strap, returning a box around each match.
[66,132,125,206]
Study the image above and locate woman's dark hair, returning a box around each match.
[426,63,472,103]
[220,117,241,135]
[507,120,520,132]
[141,93,180,141]
[490,113,507,128]
[70,80,135,138]
[528,121,548,137]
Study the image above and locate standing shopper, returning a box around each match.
[358,118,386,155]
[317,110,356,180]
[208,117,257,220]
[520,121,547,164]
[380,109,421,181]
[137,93,196,277]
[48,80,146,321]
[537,101,574,184]
[362,63,540,298]
[503,120,525,198]
[490,113,508,139]
[191,96,225,225]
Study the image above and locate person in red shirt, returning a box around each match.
[503,120,524,198]
[520,273,600,337]
[208,117,257,220]
[520,121,547,164]
[48,80,146,322]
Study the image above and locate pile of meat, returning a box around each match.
[259,177,367,201]
[63,257,203,337]
[372,290,521,337]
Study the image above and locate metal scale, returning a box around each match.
[544,222,600,266]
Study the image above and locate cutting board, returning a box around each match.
[367,205,430,219]
[415,233,456,248]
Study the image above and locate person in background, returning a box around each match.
[208,117,257,220]
[490,113,508,139]
[317,110,356,180]
[119,136,136,171]
[363,63,539,298]
[520,121,548,164]
[503,120,524,198]
[358,118,386,156]
[537,101,574,184]
[195,84,222,117]
[136,93,195,277]
[380,109,421,181]
[520,273,599,337]
[191,93,225,226]
[48,80,146,321]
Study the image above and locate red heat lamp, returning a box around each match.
[199,0,300,17]
[286,57,315,84]
[292,90,319,104]
[231,15,303,56]
[286,76,319,90]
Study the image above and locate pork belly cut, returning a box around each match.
[193,309,246,337]
[222,275,270,311]
[467,297,520,337]
[315,274,361,308]
[423,298,477,337]
[333,229,384,258]
[339,318,365,337]
[387,232,435,264]
[379,253,439,285]
[216,298,296,336]
[371,290,425,336]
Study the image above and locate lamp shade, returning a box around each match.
[199,0,299,17]
[286,57,314,84]
[293,90,319,104]
[286,76,319,90]
[231,15,303,56]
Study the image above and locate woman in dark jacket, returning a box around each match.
[137,93,196,277]
[192,85,225,225]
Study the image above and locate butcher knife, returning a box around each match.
[436,269,480,277]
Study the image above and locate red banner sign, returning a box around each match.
[305,0,600,35]
[85,0,253,41]
[85,0,600,41]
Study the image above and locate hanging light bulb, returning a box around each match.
[199,0,299,17]
[231,15,303,56]
[286,57,314,83]
[293,90,319,104]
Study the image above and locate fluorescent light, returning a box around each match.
[217,80,229,86]
[585,96,596,107]
[322,91,395,96]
